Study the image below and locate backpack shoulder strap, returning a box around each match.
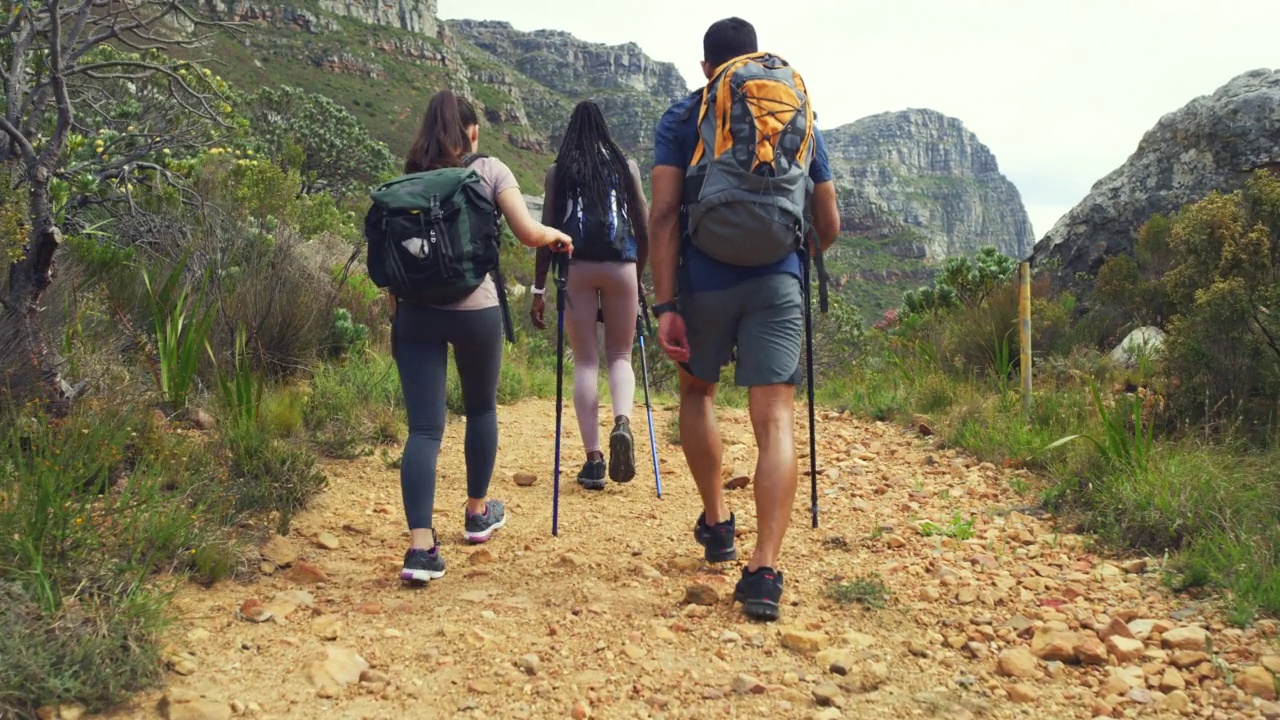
[462,153,489,167]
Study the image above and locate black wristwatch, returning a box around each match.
[650,300,678,319]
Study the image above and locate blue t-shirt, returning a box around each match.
[653,93,833,294]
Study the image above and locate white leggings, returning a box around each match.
[564,260,638,453]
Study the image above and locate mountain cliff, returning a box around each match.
[823,109,1034,261]
[1032,69,1280,285]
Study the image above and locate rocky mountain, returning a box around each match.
[824,109,1035,261]
[449,21,689,155]
[194,1,687,183]
[1032,68,1280,285]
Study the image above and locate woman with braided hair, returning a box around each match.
[531,100,650,491]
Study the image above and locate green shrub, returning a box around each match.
[223,422,326,535]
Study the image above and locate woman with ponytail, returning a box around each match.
[530,100,649,491]
[394,90,572,585]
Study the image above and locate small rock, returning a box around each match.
[1099,617,1135,641]
[1170,650,1209,668]
[732,673,766,694]
[719,630,742,644]
[885,535,907,549]
[1106,635,1145,663]
[1007,684,1039,703]
[1263,656,1280,675]
[1030,628,1078,662]
[1160,667,1186,693]
[843,661,888,693]
[238,598,272,623]
[557,553,586,569]
[305,646,369,695]
[315,532,340,550]
[724,474,751,490]
[1126,687,1154,704]
[1161,626,1208,651]
[359,669,390,684]
[188,409,217,431]
[469,549,495,565]
[812,683,844,707]
[517,653,540,676]
[355,602,383,616]
[813,709,843,720]
[781,628,829,653]
[1121,559,1147,574]
[466,680,497,694]
[997,647,1039,679]
[622,644,646,660]
[1075,637,1109,666]
[683,584,719,606]
[513,472,538,487]
[259,536,297,567]
[1237,665,1278,700]
[283,561,327,585]
[1163,690,1191,714]
[158,689,231,720]
[956,586,978,605]
[570,700,590,720]
[312,614,343,641]
[817,648,856,676]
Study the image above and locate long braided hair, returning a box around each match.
[552,101,638,237]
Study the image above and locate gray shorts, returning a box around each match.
[678,272,803,387]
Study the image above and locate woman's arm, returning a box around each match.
[497,187,569,250]
[627,159,650,286]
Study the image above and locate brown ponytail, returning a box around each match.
[404,90,480,174]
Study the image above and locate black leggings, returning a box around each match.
[392,303,503,530]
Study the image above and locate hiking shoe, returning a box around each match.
[608,416,636,483]
[400,531,445,585]
[734,566,784,622]
[577,459,606,491]
[463,500,507,543]
[693,511,737,563]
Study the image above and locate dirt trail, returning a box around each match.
[98,399,1280,720]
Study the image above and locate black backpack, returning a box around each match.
[558,180,632,263]
[365,154,513,341]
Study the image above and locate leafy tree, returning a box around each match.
[901,245,1016,317]
[241,86,395,196]
[0,1,234,412]
[1151,171,1280,430]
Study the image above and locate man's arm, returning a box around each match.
[810,180,840,252]
[648,166,682,306]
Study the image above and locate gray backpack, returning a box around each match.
[681,52,816,266]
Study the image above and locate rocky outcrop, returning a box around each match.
[202,0,437,36]
[1032,69,1280,284]
[824,109,1034,260]
[448,20,688,153]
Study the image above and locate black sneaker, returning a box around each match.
[400,531,445,585]
[577,459,606,491]
[734,566,784,622]
[693,511,737,562]
[608,416,636,483]
[463,500,507,543]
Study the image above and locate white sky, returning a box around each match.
[438,0,1280,241]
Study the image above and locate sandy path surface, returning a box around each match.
[94,399,1280,720]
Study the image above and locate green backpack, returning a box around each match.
[364,153,513,340]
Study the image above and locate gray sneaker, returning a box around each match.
[400,529,445,585]
[463,500,507,543]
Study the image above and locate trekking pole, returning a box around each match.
[802,240,819,529]
[551,254,569,536]
[636,295,663,498]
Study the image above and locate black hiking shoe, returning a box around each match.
[608,416,636,483]
[734,566,784,622]
[463,500,506,543]
[577,458,606,491]
[693,511,737,563]
[400,530,445,585]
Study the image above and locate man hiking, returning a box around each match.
[648,17,840,621]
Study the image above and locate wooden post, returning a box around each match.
[1019,261,1033,419]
